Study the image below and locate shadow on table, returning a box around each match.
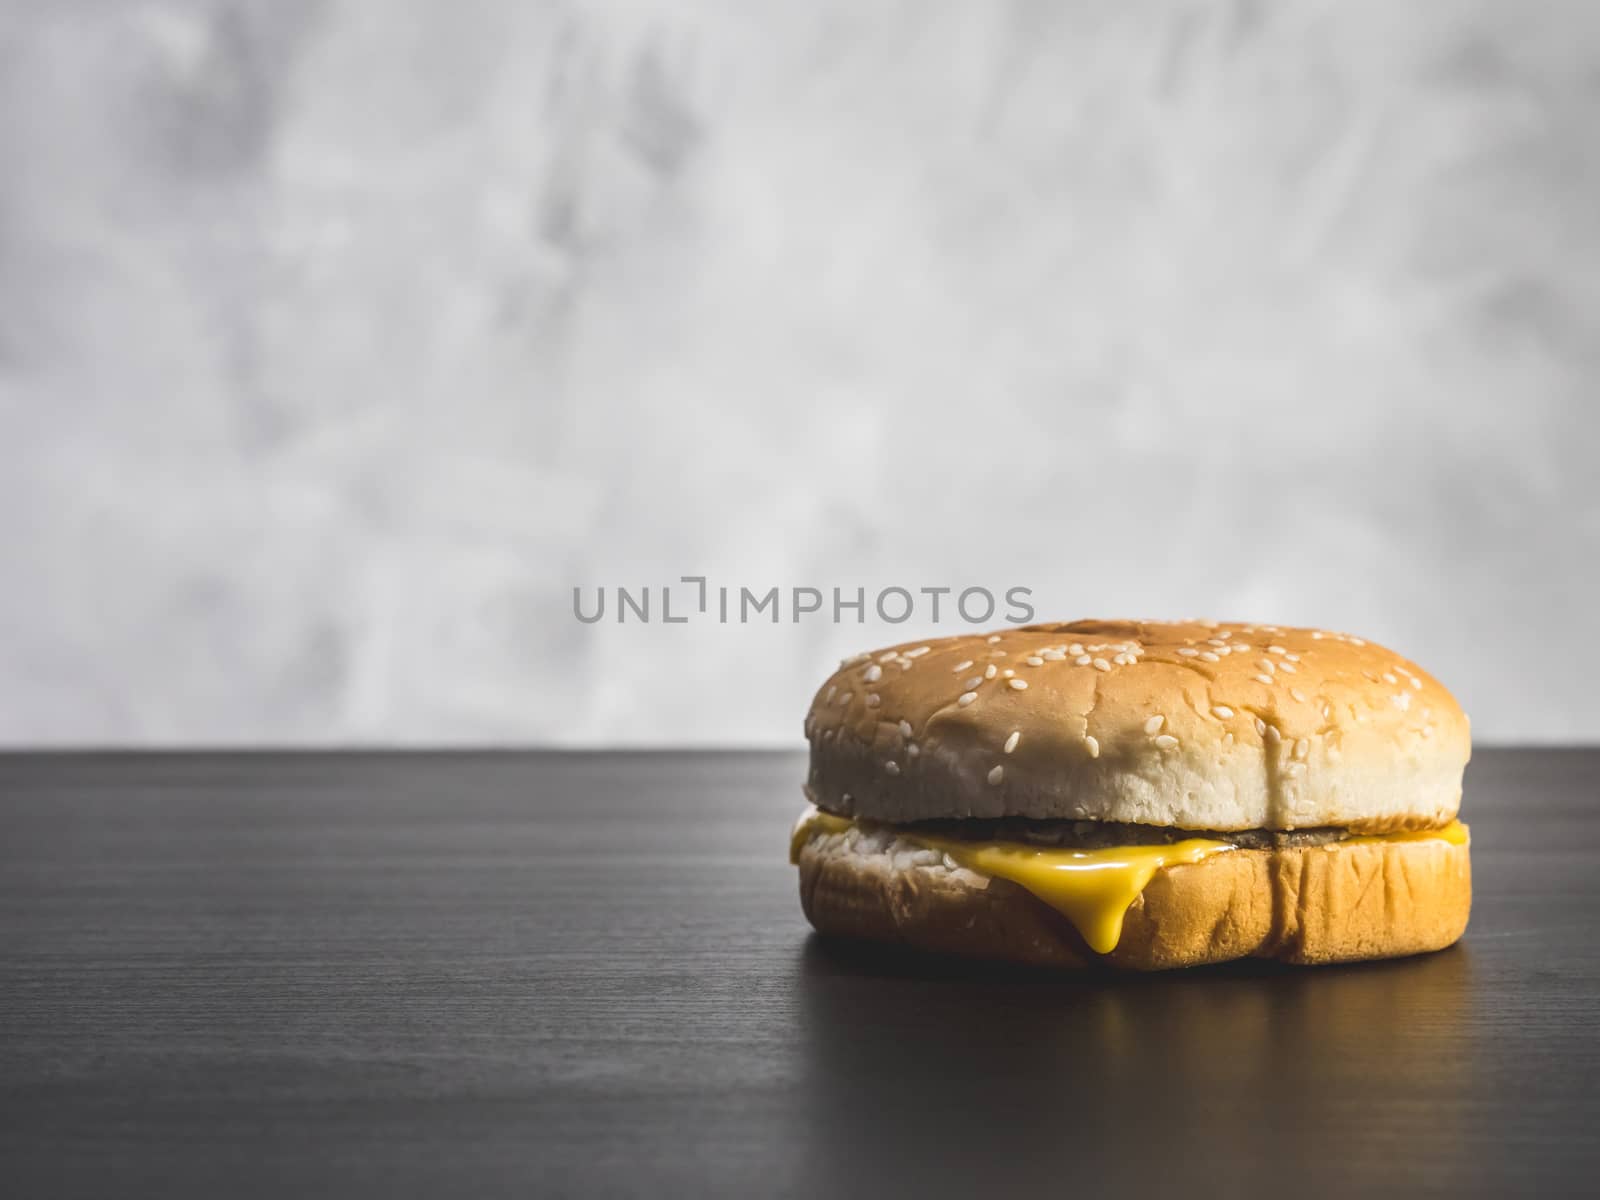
[789,934,1476,1193]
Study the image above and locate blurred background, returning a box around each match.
[1,0,1596,747]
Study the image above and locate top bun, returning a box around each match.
[803,620,1469,833]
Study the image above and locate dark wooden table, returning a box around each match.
[2,750,1597,1197]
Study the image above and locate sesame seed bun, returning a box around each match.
[804,620,1470,833]
[796,821,1472,970]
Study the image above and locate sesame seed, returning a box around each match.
[865,693,880,707]
[906,743,920,757]
[987,635,1002,644]
[1008,678,1028,690]
[1212,706,1235,719]
[1254,717,1267,736]
[1207,638,1226,647]
[1285,653,1300,663]
[1199,652,1219,663]
[1026,656,1044,667]
[1290,688,1307,703]
[907,646,931,658]
[1074,654,1092,666]
[1068,644,1085,656]
[1265,725,1281,743]
[863,664,882,683]
[1260,659,1276,673]
[1382,672,1397,685]
[826,685,837,704]
[1223,732,1235,747]
[1279,663,1297,674]
[838,692,853,706]
[1268,645,1286,656]
[988,764,1004,785]
[1004,731,1021,753]
[1002,668,1015,678]
[1177,647,1199,657]
[878,651,898,663]
[1085,735,1101,758]
[1145,715,1165,734]
[958,692,977,706]
[1294,738,1309,759]
[1093,658,1111,672]
[1154,734,1178,750]
[1411,677,1422,690]
[1042,649,1066,661]
[953,660,974,673]
[885,761,900,776]
[963,676,982,690]
[1253,674,1274,686]
[984,664,998,680]
[1350,637,1366,646]
[899,720,913,738]
[1234,643,1252,652]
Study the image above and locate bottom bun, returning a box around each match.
[797,825,1471,971]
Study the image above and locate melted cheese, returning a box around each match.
[1341,822,1469,847]
[790,807,1468,955]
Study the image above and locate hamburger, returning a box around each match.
[792,620,1470,969]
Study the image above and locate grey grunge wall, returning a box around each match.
[2,1,1596,745]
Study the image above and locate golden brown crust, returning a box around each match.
[805,620,1470,833]
[797,832,1471,970]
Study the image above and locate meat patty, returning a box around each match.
[882,815,1356,850]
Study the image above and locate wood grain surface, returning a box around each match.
[2,750,1597,1197]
